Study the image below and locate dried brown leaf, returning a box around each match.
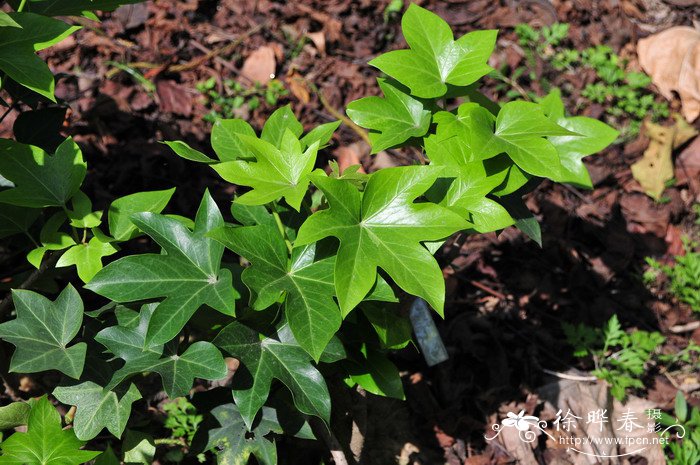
[638,26,700,122]
[240,45,277,85]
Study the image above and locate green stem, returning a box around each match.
[154,437,187,447]
[17,0,28,12]
[269,203,293,254]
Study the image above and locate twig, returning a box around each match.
[308,82,371,147]
[469,280,507,300]
[541,368,598,382]
[310,418,351,465]
[669,321,700,333]
[0,251,63,318]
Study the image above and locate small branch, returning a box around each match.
[541,368,598,382]
[310,418,352,465]
[0,251,63,318]
[669,321,700,333]
[308,82,371,147]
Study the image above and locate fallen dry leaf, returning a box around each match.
[307,31,326,55]
[638,26,700,122]
[240,45,276,85]
[676,135,700,200]
[156,80,192,116]
[630,115,698,199]
[286,69,311,104]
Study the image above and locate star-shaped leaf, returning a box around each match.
[96,304,227,397]
[0,285,86,379]
[540,89,619,188]
[206,404,282,465]
[433,101,576,180]
[0,13,80,100]
[0,138,86,208]
[213,322,331,429]
[212,130,319,211]
[210,215,341,362]
[87,191,238,345]
[295,166,467,315]
[347,79,431,153]
[369,4,496,98]
[0,396,99,465]
[53,382,141,441]
[56,236,119,283]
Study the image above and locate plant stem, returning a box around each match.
[154,437,187,447]
[269,203,293,254]
[17,0,27,12]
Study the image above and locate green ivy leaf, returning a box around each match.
[122,430,155,465]
[0,205,39,239]
[161,140,214,164]
[96,304,227,397]
[0,402,30,430]
[296,166,467,315]
[260,105,303,148]
[87,191,238,345]
[66,191,102,229]
[210,216,341,362]
[9,0,145,16]
[0,13,80,100]
[347,79,431,153]
[0,138,86,207]
[212,130,319,211]
[0,285,86,379]
[107,188,176,241]
[211,119,257,161]
[56,237,119,283]
[213,322,331,428]
[0,396,100,465]
[541,90,619,188]
[206,404,281,465]
[300,120,341,150]
[347,349,404,400]
[369,4,496,98]
[361,303,412,350]
[53,382,141,441]
[0,11,21,28]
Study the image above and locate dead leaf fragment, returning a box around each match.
[306,31,326,55]
[156,80,192,116]
[638,26,700,122]
[240,45,276,85]
[630,115,698,199]
[286,70,310,104]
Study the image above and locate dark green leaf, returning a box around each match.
[206,404,280,465]
[213,322,331,428]
[0,285,86,379]
[108,188,176,241]
[53,382,141,441]
[296,166,467,315]
[0,138,86,207]
[87,191,238,345]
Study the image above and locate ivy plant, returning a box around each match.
[0,3,618,463]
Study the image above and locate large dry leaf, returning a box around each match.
[638,26,700,122]
[240,45,276,85]
[630,115,698,199]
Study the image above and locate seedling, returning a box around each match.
[657,392,700,465]
[646,239,700,312]
[197,77,288,122]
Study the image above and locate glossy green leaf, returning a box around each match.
[0,138,86,207]
[108,188,176,241]
[66,191,102,229]
[296,166,468,315]
[206,404,281,465]
[369,4,496,98]
[96,305,227,397]
[93,446,119,465]
[213,322,331,428]
[0,13,80,100]
[541,90,619,188]
[213,130,319,211]
[361,303,412,350]
[0,402,30,430]
[347,79,431,153]
[53,382,141,441]
[162,140,214,164]
[10,0,145,16]
[0,11,21,28]
[348,349,404,399]
[0,205,39,239]
[122,430,155,465]
[260,105,303,148]
[300,120,341,150]
[210,215,341,361]
[87,191,238,345]
[0,285,86,379]
[211,118,257,161]
[0,396,99,465]
[56,237,119,283]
